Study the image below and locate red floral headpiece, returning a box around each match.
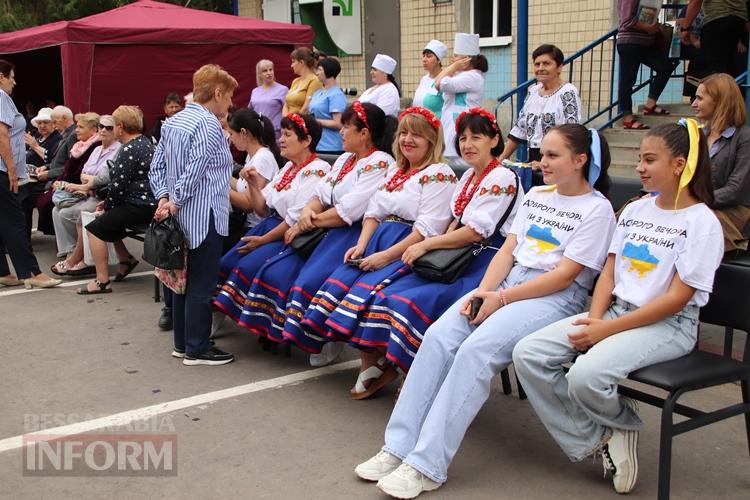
[455,107,499,133]
[352,101,370,130]
[288,112,309,136]
[399,106,441,131]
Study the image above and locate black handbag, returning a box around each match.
[290,227,328,260]
[412,170,519,284]
[142,216,186,270]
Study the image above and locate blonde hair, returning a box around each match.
[99,114,115,126]
[700,73,747,134]
[112,105,144,134]
[192,64,239,103]
[256,59,274,87]
[74,112,100,130]
[392,113,445,168]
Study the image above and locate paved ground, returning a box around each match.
[1,233,748,499]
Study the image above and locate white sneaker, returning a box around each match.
[354,450,401,481]
[377,463,441,499]
[309,342,344,367]
[210,311,226,339]
[602,397,639,494]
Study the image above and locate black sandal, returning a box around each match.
[77,279,112,295]
[113,257,139,282]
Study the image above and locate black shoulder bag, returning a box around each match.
[412,170,519,284]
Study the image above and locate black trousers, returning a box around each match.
[701,15,746,77]
[617,43,677,115]
[0,172,41,278]
[173,213,224,357]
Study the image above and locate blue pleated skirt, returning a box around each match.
[212,216,285,323]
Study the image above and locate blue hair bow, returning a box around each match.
[588,128,602,187]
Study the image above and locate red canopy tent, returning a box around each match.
[0,0,312,124]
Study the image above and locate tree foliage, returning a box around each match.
[0,0,234,33]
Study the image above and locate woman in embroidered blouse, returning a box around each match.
[249,59,288,141]
[282,48,323,117]
[230,102,397,353]
[51,114,121,275]
[348,109,523,383]
[499,44,581,169]
[299,106,455,396]
[691,72,750,253]
[213,113,330,326]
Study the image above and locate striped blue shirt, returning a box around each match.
[149,102,232,249]
[0,89,27,178]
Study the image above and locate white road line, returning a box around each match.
[0,359,359,454]
[0,270,155,298]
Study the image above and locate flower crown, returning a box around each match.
[399,106,441,130]
[288,112,309,136]
[352,101,370,130]
[455,107,499,133]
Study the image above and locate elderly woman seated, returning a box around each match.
[50,114,121,275]
[78,106,158,294]
[35,112,102,235]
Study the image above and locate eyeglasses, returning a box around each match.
[98,124,114,131]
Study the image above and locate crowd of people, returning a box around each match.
[0,11,748,497]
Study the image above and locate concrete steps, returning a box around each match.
[602,102,694,179]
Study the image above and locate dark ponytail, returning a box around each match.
[553,123,611,197]
[228,108,283,167]
[387,73,402,97]
[341,102,397,157]
[646,123,714,207]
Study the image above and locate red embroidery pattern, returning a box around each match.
[454,158,500,216]
[274,154,319,191]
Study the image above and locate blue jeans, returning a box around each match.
[173,213,224,357]
[512,298,699,461]
[382,265,589,483]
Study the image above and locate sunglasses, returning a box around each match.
[98,124,114,131]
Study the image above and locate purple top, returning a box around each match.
[248,82,289,140]
[81,141,121,176]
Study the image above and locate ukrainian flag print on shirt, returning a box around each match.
[620,242,659,278]
[526,224,561,254]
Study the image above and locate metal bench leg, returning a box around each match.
[154,276,161,303]
[657,393,677,500]
[742,379,750,460]
[517,376,527,400]
[500,368,512,395]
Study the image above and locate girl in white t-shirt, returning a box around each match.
[356,124,616,498]
[227,108,283,239]
[513,120,724,495]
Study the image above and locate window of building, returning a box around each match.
[471,0,512,46]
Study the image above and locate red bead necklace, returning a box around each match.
[275,153,319,191]
[384,165,424,192]
[454,158,500,216]
[336,147,378,183]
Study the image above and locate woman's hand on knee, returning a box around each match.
[567,317,612,351]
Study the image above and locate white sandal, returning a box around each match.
[351,357,399,400]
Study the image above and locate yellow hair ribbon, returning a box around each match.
[675,117,700,209]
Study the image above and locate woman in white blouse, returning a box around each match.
[237,102,397,360]
[359,54,402,117]
[434,33,488,158]
[213,113,330,325]
[300,106,456,397]
[412,39,448,118]
[499,44,581,168]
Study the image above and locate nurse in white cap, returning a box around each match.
[412,40,447,117]
[434,33,488,158]
[359,54,401,117]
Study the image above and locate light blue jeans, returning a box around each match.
[512,298,699,461]
[382,265,589,483]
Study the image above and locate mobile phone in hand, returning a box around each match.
[469,297,483,321]
[346,258,363,267]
